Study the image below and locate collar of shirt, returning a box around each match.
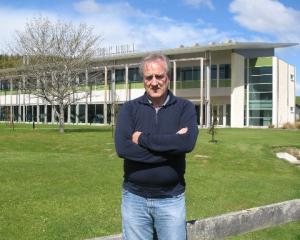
[147,94,170,111]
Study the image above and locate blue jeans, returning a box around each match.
[122,189,186,240]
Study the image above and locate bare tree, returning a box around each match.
[11,16,101,133]
[208,105,218,143]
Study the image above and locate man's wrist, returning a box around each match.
[132,131,142,144]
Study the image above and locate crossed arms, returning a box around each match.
[115,102,198,164]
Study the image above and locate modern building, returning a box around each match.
[0,41,297,127]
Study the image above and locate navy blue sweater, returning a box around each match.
[115,91,199,197]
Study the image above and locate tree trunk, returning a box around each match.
[59,104,65,133]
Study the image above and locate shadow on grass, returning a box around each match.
[64,127,113,133]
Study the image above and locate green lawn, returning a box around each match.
[296,96,300,105]
[0,124,299,239]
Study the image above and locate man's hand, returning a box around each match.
[132,131,142,144]
[176,127,188,135]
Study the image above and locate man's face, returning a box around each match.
[143,60,169,101]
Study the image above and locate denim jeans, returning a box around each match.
[122,189,186,240]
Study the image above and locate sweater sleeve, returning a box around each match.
[138,101,199,154]
[115,103,168,163]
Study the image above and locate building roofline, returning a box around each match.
[93,42,298,62]
[0,42,298,73]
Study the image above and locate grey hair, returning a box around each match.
[139,53,171,77]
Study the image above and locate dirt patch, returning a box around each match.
[285,148,300,159]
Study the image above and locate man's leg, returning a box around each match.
[122,190,154,240]
[153,193,186,240]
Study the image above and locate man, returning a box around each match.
[115,53,199,240]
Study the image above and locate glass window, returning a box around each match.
[0,79,10,91]
[226,104,230,126]
[26,106,32,122]
[250,67,272,75]
[12,79,20,91]
[25,76,37,90]
[218,105,223,125]
[176,67,182,81]
[193,66,200,81]
[88,71,104,86]
[13,106,19,122]
[129,68,142,82]
[249,75,272,84]
[47,106,52,123]
[249,92,272,101]
[219,64,231,79]
[0,106,10,121]
[249,117,272,126]
[54,106,67,122]
[182,67,193,81]
[54,105,59,122]
[107,70,111,83]
[249,110,272,118]
[78,104,86,123]
[39,105,45,122]
[211,65,217,80]
[249,100,272,109]
[78,72,86,85]
[70,105,76,123]
[64,107,68,123]
[115,69,125,83]
[33,106,37,122]
[249,83,272,92]
[88,104,103,123]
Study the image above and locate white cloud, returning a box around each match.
[73,0,101,14]
[69,1,235,51]
[229,0,300,43]
[183,0,214,9]
[0,7,59,53]
[0,1,237,54]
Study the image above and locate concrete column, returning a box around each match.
[9,78,13,123]
[125,64,129,101]
[18,87,22,122]
[223,104,226,126]
[230,52,245,127]
[200,58,204,127]
[22,75,26,122]
[44,105,47,124]
[217,64,220,88]
[206,52,211,128]
[288,64,296,123]
[246,58,249,127]
[173,61,177,96]
[37,103,40,124]
[111,68,116,125]
[76,104,79,124]
[85,103,88,124]
[67,105,71,123]
[104,66,108,124]
[51,105,55,124]
[85,69,88,124]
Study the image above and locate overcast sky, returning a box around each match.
[0,0,299,95]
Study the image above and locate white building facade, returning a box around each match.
[0,42,297,128]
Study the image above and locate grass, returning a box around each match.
[296,96,300,105]
[0,124,300,239]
